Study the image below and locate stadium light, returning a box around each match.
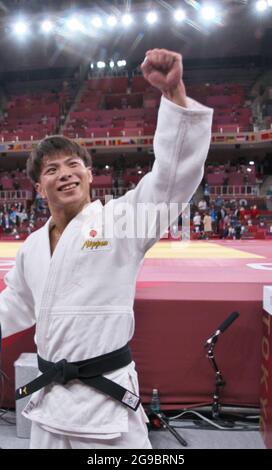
[249,161,255,165]
[201,5,217,21]
[122,14,133,27]
[146,12,158,25]
[117,59,126,67]
[256,0,268,11]
[13,21,29,36]
[109,60,115,68]
[91,16,102,28]
[66,16,84,32]
[107,15,117,27]
[97,61,106,68]
[174,9,186,22]
[41,20,53,33]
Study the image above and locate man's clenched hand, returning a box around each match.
[141,48,187,107]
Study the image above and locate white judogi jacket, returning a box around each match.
[0,96,213,437]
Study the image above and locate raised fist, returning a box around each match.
[140,48,183,94]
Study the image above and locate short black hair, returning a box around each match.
[26,135,92,184]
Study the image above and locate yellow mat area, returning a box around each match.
[145,241,265,259]
[0,242,23,258]
[0,241,265,260]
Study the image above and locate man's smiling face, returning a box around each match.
[35,153,93,211]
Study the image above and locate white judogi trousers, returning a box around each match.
[30,408,152,449]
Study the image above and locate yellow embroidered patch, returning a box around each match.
[81,239,111,251]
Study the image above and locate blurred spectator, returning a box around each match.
[203,183,210,206]
[250,204,259,219]
[198,198,207,212]
[193,212,201,233]
[234,222,242,240]
[203,212,212,238]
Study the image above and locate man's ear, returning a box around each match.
[35,182,47,199]
[87,167,93,184]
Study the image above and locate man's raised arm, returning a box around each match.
[116,48,213,252]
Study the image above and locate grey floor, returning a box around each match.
[0,410,266,449]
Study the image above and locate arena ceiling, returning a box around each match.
[0,0,270,71]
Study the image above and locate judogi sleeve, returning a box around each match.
[118,95,213,253]
[0,245,35,338]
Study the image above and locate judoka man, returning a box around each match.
[0,49,213,448]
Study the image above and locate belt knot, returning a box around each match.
[54,359,80,384]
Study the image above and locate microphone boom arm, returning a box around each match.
[206,341,226,419]
[204,312,239,422]
[205,312,239,347]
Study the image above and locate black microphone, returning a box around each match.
[205,311,239,347]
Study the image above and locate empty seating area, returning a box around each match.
[205,163,257,185]
[0,77,77,141]
[187,83,253,132]
[0,70,262,142]
[0,93,60,141]
[0,169,33,192]
[91,166,114,191]
[262,98,272,130]
[203,162,260,199]
[63,75,160,139]
[64,75,253,138]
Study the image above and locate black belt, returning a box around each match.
[15,344,140,411]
